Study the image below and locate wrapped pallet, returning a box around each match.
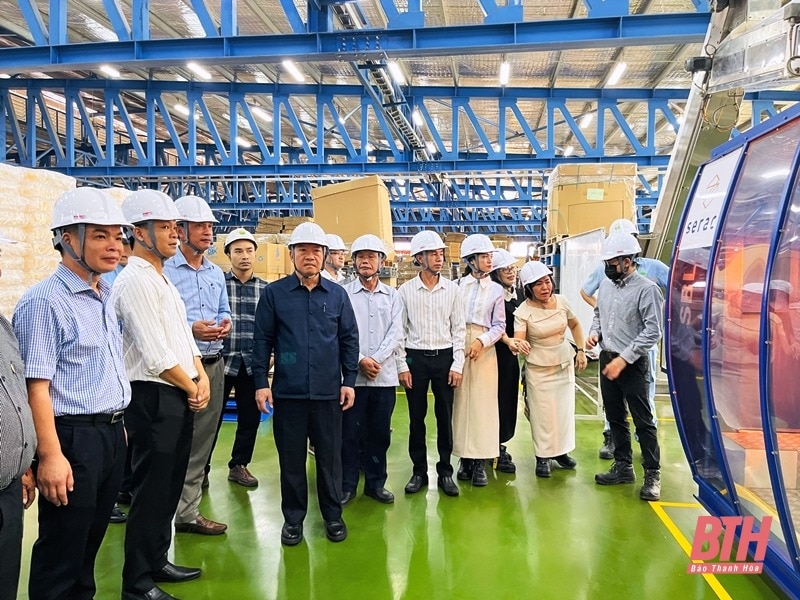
[0,164,76,317]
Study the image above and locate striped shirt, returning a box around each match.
[223,271,268,377]
[111,256,200,384]
[163,249,231,356]
[344,278,405,387]
[13,263,131,415]
[457,275,506,347]
[590,270,663,365]
[0,315,36,490]
[396,274,466,374]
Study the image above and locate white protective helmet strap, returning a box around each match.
[135,221,170,263]
[54,224,97,284]
[180,221,204,256]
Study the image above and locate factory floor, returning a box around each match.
[17,381,787,600]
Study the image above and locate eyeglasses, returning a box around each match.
[328,250,346,256]
[499,266,515,273]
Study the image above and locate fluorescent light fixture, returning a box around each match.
[607,62,627,86]
[251,106,272,122]
[174,103,190,116]
[365,142,374,152]
[282,60,305,83]
[579,114,593,129]
[338,115,346,125]
[0,73,10,79]
[425,141,436,154]
[235,136,252,147]
[100,65,120,78]
[499,61,510,86]
[563,145,574,157]
[412,109,423,126]
[187,62,212,80]
[386,61,406,85]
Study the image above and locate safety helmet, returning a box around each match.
[409,230,445,256]
[325,233,347,251]
[520,261,553,286]
[491,248,516,271]
[460,234,497,259]
[174,195,218,223]
[0,228,18,244]
[601,232,642,260]
[289,222,328,248]
[122,190,181,224]
[770,280,792,295]
[350,234,386,258]
[224,228,257,251]
[50,188,131,230]
[608,218,638,236]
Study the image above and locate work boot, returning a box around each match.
[495,445,516,473]
[457,458,474,481]
[535,457,551,478]
[471,459,488,487]
[599,431,615,460]
[639,469,661,501]
[595,461,636,485]
[553,454,577,469]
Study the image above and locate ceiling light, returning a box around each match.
[579,114,593,129]
[251,106,273,122]
[0,73,10,79]
[607,62,627,86]
[425,141,436,154]
[235,136,252,148]
[100,65,120,78]
[187,62,212,80]
[492,142,501,152]
[412,109,423,126]
[174,103,190,116]
[499,61,510,86]
[365,142,374,152]
[282,60,305,83]
[563,145,574,157]
[338,115,346,125]
[386,61,406,85]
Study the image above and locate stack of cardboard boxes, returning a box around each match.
[443,232,465,265]
[207,233,291,282]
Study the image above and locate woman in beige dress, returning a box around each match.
[514,261,588,477]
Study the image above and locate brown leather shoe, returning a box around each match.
[175,514,227,535]
[228,465,258,487]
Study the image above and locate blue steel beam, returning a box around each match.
[0,13,711,72]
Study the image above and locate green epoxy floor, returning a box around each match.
[18,389,787,600]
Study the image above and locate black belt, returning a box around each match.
[201,353,222,365]
[408,348,452,357]
[56,410,125,425]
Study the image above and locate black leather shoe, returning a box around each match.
[456,458,473,481]
[109,504,127,524]
[437,476,459,496]
[325,519,348,542]
[471,460,488,487]
[281,523,303,546]
[152,562,201,583]
[117,491,133,505]
[364,487,395,504]
[340,490,357,506]
[404,474,428,494]
[535,458,551,478]
[554,454,577,469]
[121,585,179,600]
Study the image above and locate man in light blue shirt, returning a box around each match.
[164,195,231,536]
[580,222,668,459]
[341,235,404,505]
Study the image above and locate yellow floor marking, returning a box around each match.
[650,501,732,600]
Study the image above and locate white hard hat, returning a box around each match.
[409,230,445,255]
[50,188,132,230]
[609,219,638,236]
[0,228,18,244]
[224,228,257,251]
[770,280,792,294]
[351,234,386,257]
[460,233,497,259]
[601,232,642,260]
[520,261,553,286]
[325,233,347,251]
[491,248,516,271]
[174,195,218,223]
[122,190,181,224]
[289,222,328,248]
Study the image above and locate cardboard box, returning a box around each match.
[546,164,636,241]
[311,175,395,261]
[207,236,231,272]
[283,245,293,274]
[255,242,284,275]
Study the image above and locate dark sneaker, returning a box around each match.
[553,454,577,469]
[457,458,474,481]
[471,460,488,487]
[495,446,516,473]
[535,457,551,478]
[639,469,661,501]
[599,431,615,460]
[595,461,636,485]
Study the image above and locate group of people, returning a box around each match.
[0,186,666,600]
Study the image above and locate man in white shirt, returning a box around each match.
[341,235,404,505]
[322,233,348,283]
[112,190,210,600]
[397,230,466,497]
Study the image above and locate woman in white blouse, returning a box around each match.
[452,234,506,487]
[514,261,587,478]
